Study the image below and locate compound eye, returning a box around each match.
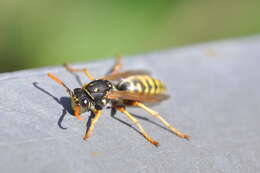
[80,99,88,107]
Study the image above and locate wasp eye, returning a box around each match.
[80,99,88,107]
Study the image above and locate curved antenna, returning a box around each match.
[48,73,73,96]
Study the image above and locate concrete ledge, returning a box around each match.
[1,36,260,172]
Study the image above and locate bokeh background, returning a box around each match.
[1,0,259,73]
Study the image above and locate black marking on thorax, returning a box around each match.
[81,79,114,109]
[85,80,113,100]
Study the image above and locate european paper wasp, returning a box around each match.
[48,57,189,147]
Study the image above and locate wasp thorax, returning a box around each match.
[85,80,113,110]
[70,80,113,112]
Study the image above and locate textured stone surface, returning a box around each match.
[0,36,260,172]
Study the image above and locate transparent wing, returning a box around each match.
[102,70,150,80]
[106,90,169,103]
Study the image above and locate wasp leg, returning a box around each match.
[83,110,102,140]
[64,63,95,80]
[110,55,123,75]
[73,105,83,120]
[116,106,159,147]
[132,102,190,140]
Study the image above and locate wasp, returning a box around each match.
[48,57,189,147]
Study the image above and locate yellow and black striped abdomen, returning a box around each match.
[117,75,166,95]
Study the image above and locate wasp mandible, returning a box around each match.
[48,57,189,147]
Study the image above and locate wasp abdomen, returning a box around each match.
[117,75,165,94]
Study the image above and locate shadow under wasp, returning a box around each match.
[48,57,189,147]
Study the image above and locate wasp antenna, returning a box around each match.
[48,73,73,96]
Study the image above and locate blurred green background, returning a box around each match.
[0,0,259,73]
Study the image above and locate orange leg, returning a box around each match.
[73,105,83,120]
[132,102,190,140]
[110,55,123,75]
[83,110,102,140]
[117,106,159,147]
[64,63,95,80]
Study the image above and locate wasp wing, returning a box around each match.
[102,70,150,80]
[106,90,169,103]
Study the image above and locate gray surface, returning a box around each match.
[1,36,260,173]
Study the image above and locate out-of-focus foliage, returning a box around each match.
[0,0,259,72]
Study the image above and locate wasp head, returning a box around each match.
[47,73,112,114]
[71,88,95,113]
